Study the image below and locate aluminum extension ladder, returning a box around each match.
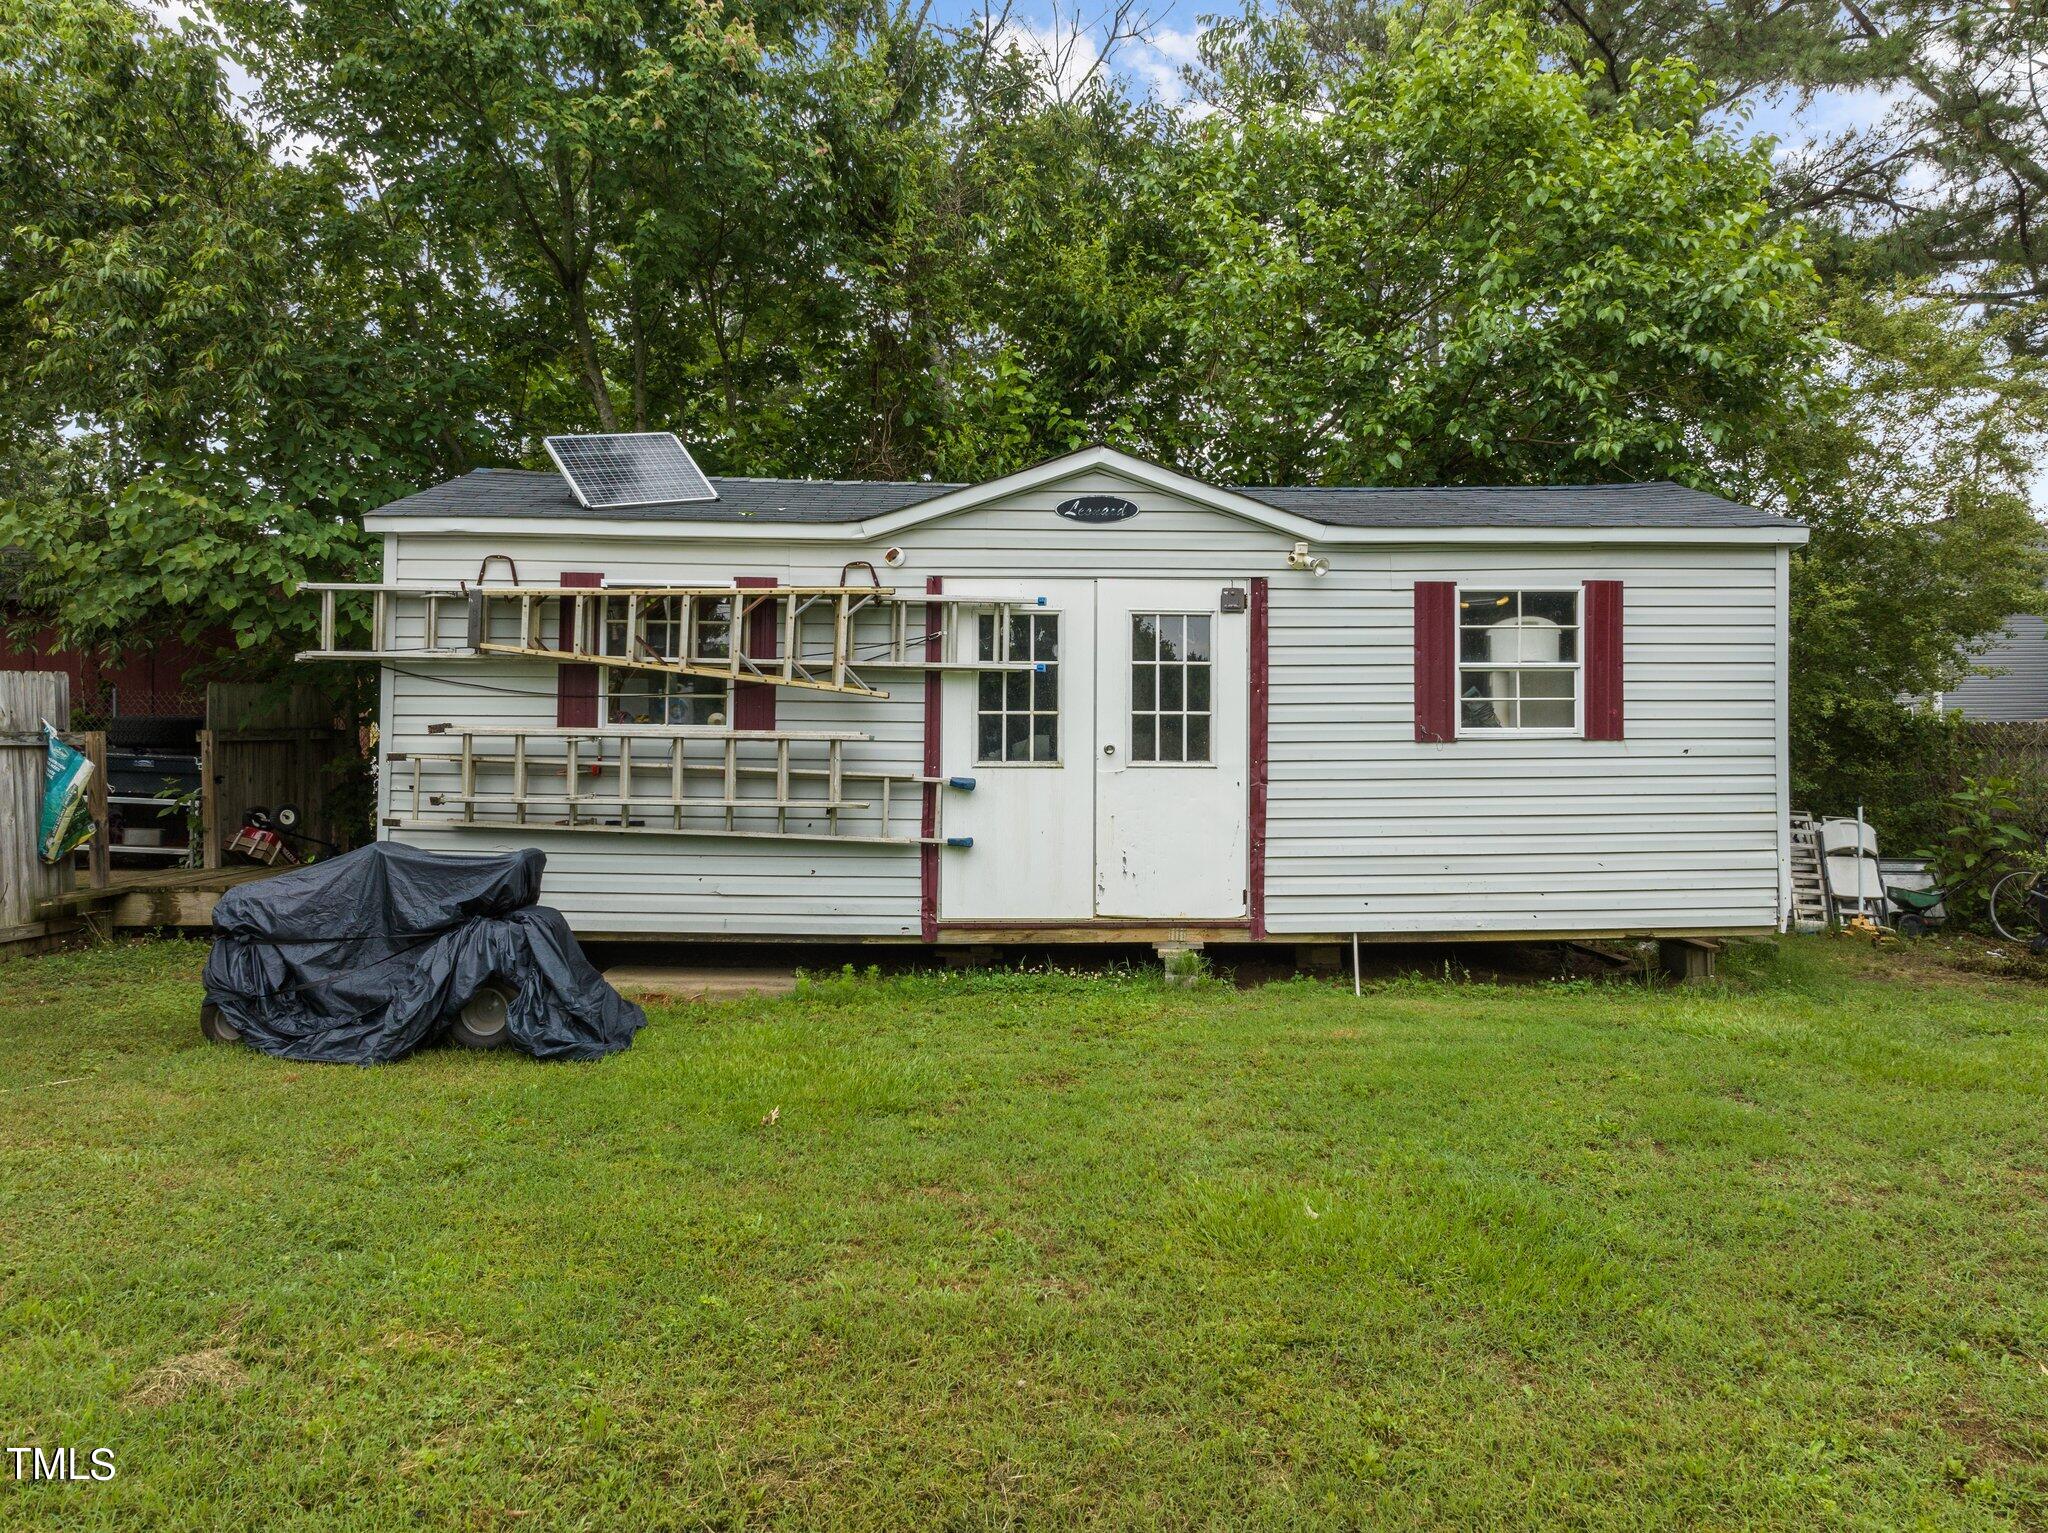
[298,581,1047,700]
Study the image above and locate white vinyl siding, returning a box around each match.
[377,465,1787,937]
[1940,614,2048,721]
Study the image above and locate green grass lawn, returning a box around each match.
[1,938,2046,1529]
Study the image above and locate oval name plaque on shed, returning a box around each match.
[1055,495,1139,524]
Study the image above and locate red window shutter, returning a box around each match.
[731,576,778,731]
[1584,579,1624,740]
[920,575,942,942]
[1413,581,1457,743]
[556,571,603,728]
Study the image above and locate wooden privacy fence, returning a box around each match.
[1,672,111,948]
[202,683,354,868]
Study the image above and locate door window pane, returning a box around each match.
[1133,714,1157,762]
[1130,611,1213,765]
[1160,715,1185,762]
[1033,613,1058,660]
[976,609,1060,763]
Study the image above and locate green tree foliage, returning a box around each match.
[0,0,499,658]
[1156,14,1822,486]
[1756,285,2048,827]
[208,0,809,445]
[1534,0,2048,355]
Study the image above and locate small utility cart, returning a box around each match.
[1879,859,1949,938]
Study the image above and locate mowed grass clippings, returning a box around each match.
[0,938,2044,1529]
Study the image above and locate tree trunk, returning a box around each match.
[631,305,649,432]
[566,279,618,431]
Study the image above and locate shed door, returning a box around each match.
[1093,579,1250,919]
[938,580,1097,922]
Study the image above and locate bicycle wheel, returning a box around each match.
[1988,870,2043,943]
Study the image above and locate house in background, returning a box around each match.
[0,547,212,737]
[300,442,1807,961]
[1940,614,2048,722]
[0,546,219,863]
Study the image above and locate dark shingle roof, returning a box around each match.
[372,469,958,524]
[1242,481,1788,529]
[367,468,1790,531]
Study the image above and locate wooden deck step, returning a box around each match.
[35,864,289,927]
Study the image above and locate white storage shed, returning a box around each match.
[310,443,1806,952]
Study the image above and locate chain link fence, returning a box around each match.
[1946,720,2048,785]
[1948,723,2048,848]
[69,684,207,742]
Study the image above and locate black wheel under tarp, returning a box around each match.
[200,842,644,1064]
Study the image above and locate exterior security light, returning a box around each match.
[1288,541,1330,578]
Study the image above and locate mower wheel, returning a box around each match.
[199,1002,241,1045]
[450,984,513,1050]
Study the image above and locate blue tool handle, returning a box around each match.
[945,836,974,848]
[946,776,976,791]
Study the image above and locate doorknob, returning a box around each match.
[1103,744,1116,757]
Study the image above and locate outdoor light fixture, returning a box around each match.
[1287,541,1330,578]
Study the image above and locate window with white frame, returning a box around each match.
[1131,613,1212,763]
[977,611,1059,762]
[603,595,732,726]
[1458,588,1580,732]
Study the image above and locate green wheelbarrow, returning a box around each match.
[1886,884,1948,939]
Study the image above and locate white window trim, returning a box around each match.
[1128,610,1219,769]
[1453,583,1585,740]
[975,609,1064,767]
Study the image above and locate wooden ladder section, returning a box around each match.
[1788,811,1828,932]
[298,582,1044,700]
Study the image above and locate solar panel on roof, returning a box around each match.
[544,433,719,509]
